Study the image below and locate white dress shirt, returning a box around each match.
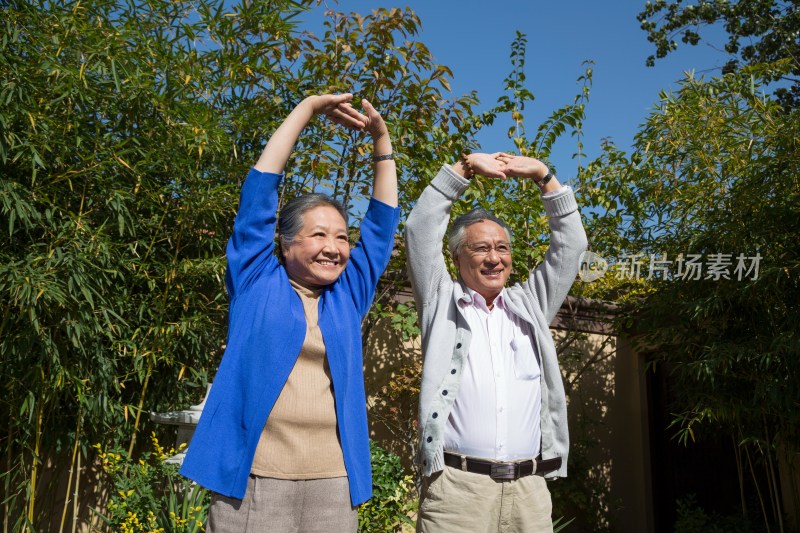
[443,288,542,461]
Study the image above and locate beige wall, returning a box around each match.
[363,303,422,469]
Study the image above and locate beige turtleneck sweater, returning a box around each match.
[250,280,347,479]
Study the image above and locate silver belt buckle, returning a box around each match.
[490,463,517,480]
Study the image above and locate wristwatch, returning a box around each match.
[536,171,554,188]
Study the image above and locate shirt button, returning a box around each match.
[442,390,448,396]
[427,436,433,443]
[456,343,462,349]
[432,412,438,419]
[451,369,456,375]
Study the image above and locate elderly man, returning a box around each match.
[405,152,587,533]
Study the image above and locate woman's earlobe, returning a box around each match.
[276,236,287,262]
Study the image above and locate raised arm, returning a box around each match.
[405,153,507,310]
[496,154,587,323]
[254,94,367,174]
[227,94,367,296]
[360,99,397,207]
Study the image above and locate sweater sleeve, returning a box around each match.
[342,197,401,316]
[522,186,588,324]
[225,168,282,300]
[405,165,470,314]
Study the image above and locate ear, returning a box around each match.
[278,236,289,259]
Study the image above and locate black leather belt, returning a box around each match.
[443,452,562,481]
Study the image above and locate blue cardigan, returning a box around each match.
[180,168,400,505]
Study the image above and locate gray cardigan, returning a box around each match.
[405,164,587,479]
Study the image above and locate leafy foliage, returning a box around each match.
[94,435,209,533]
[638,0,800,107]
[447,33,595,287]
[674,494,765,533]
[0,1,481,529]
[13,0,785,531]
[616,68,800,530]
[358,440,416,533]
[1,0,303,527]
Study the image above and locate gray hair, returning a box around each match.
[447,207,513,256]
[277,193,348,259]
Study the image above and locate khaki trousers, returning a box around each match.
[207,475,357,533]
[416,465,553,533]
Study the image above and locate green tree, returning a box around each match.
[1,0,318,529]
[607,67,800,531]
[268,5,485,339]
[0,1,642,530]
[638,0,800,107]
[0,1,483,529]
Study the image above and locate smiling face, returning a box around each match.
[453,220,512,307]
[282,205,350,288]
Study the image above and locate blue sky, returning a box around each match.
[299,1,731,185]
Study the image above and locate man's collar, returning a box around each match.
[458,285,506,311]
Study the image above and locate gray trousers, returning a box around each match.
[207,475,357,533]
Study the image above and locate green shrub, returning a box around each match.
[674,495,765,533]
[96,437,416,532]
[94,434,210,533]
[359,440,416,532]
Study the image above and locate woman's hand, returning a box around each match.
[255,93,365,173]
[360,99,389,141]
[362,98,397,207]
[308,94,367,130]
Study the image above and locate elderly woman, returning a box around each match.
[180,94,400,532]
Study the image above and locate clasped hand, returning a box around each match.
[308,94,388,140]
[467,152,549,181]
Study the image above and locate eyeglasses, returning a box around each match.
[463,242,512,256]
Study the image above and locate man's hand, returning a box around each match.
[454,152,508,179]
[494,153,549,181]
[470,153,509,179]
